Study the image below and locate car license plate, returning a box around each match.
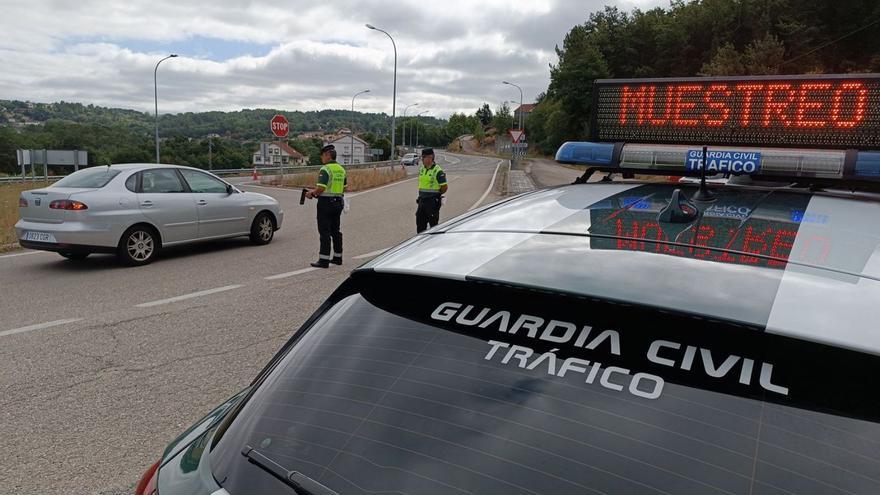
[24,231,56,243]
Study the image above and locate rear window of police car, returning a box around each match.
[211,275,880,495]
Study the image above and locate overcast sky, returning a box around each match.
[0,0,662,118]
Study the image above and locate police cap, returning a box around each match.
[421,148,434,156]
[320,144,335,154]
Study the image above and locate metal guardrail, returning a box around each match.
[212,160,399,176]
[0,161,403,184]
[0,175,64,184]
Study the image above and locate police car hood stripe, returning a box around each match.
[367,183,880,355]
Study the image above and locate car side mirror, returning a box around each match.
[226,184,235,195]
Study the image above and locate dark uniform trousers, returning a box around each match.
[317,196,344,259]
[416,195,442,233]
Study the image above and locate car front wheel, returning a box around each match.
[118,226,159,266]
[249,213,275,245]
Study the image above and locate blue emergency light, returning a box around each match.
[557,141,880,184]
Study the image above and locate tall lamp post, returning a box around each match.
[351,89,370,165]
[154,54,178,164]
[402,103,419,150]
[366,24,397,159]
[502,80,523,131]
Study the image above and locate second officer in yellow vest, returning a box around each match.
[306,144,346,268]
[415,148,448,233]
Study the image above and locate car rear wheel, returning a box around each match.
[249,212,274,245]
[118,226,159,266]
[59,252,89,261]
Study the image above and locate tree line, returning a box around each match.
[526,0,880,155]
[0,101,451,174]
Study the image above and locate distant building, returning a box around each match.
[513,103,537,127]
[324,134,370,165]
[252,142,308,167]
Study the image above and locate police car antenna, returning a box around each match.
[691,145,716,202]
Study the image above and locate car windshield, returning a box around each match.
[52,167,121,188]
[210,275,880,494]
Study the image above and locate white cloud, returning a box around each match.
[0,0,664,118]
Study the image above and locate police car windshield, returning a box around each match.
[211,274,880,494]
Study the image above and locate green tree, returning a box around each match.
[490,103,515,135]
[475,104,493,126]
[472,120,485,143]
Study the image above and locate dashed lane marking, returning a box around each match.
[352,249,388,260]
[0,318,83,338]
[264,267,320,280]
[135,285,243,308]
[0,250,45,260]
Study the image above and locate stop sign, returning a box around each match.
[270,114,289,138]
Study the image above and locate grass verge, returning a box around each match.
[1,182,45,252]
[263,166,407,191]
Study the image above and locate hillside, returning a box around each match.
[0,100,445,140]
[0,100,449,173]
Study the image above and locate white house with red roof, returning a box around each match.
[252,142,308,166]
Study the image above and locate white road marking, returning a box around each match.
[439,153,462,165]
[0,250,44,260]
[352,248,388,259]
[468,159,505,211]
[264,267,320,280]
[136,285,242,308]
[0,318,83,338]
[243,176,419,197]
[347,177,418,197]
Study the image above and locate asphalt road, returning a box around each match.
[524,157,584,188]
[0,152,503,495]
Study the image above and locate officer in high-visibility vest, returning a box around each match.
[306,144,347,268]
[415,148,448,233]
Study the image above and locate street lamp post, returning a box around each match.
[351,89,370,165]
[402,103,419,150]
[154,54,178,164]
[366,24,397,159]
[502,81,524,131]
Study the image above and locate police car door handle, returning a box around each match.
[140,200,153,208]
[197,199,208,206]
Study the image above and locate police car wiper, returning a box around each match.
[241,446,338,495]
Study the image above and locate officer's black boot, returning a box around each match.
[331,256,342,265]
[310,259,330,268]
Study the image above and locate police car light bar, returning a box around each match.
[556,141,880,183]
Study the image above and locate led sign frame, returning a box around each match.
[592,74,880,149]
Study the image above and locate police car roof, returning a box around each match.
[359,181,880,356]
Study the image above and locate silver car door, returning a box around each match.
[178,169,249,239]
[136,168,198,244]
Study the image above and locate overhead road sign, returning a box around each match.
[592,74,880,149]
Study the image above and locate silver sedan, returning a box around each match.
[15,164,283,266]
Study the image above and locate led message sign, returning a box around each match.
[594,75,880,149]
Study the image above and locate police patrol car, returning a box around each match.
[136,74,880,495]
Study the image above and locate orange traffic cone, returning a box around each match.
[252,167,259,181]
